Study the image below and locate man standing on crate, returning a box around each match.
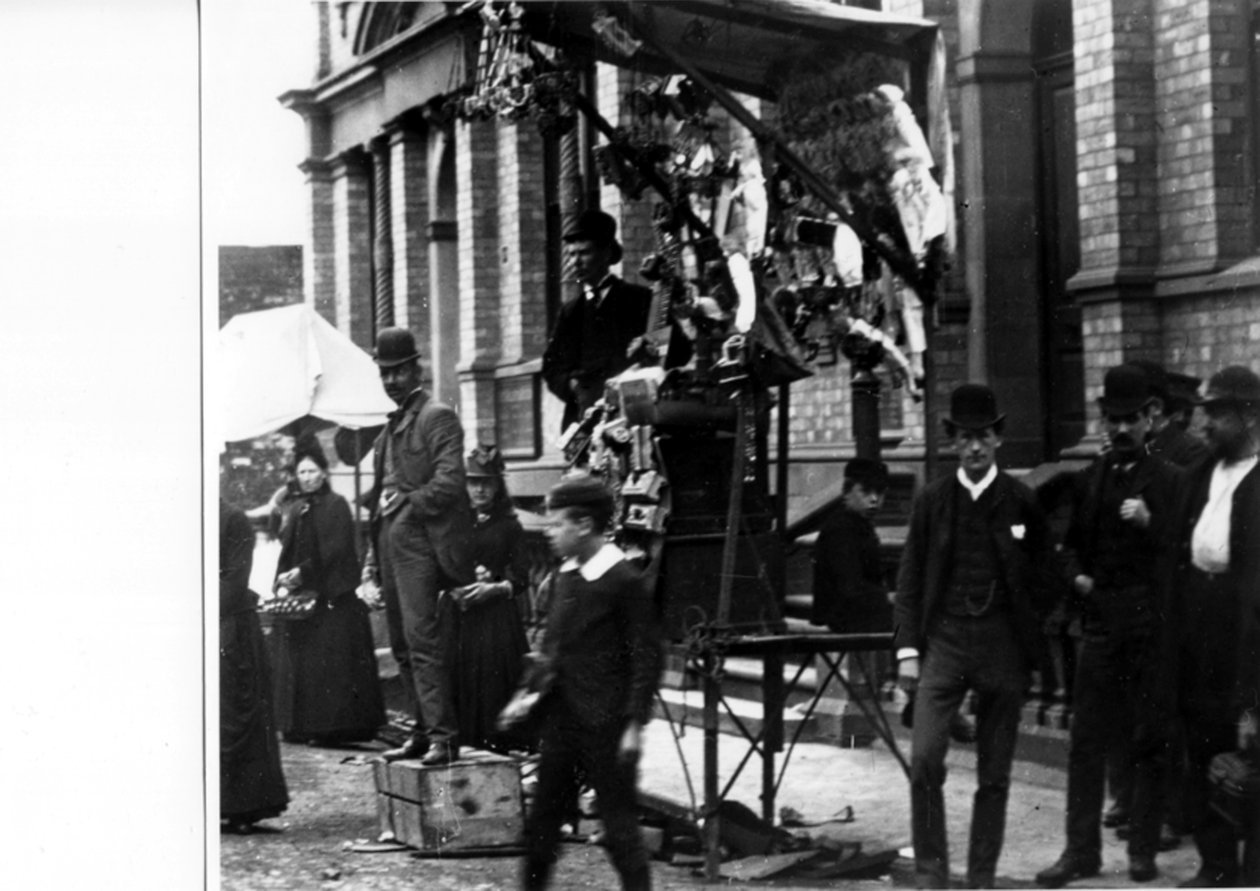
[894,383,1056,889]
[364,327,474,767]
[1035,364,1186,887]
[1164,366,1260,887]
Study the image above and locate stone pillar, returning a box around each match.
[300,157,336,322]
[427,125,460,410]
[389,117,430,336]
[331,148,374,348]
[955,18,1042,464]
[369,135,394,333]
[455,116,501,444]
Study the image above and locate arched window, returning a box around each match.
[355,3,421,55]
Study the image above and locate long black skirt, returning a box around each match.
[271,593,386,743]
[448,596,530,752]
[220,609,288,822]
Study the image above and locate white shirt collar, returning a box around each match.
[956,464,998,501]
[559,541,626,581]
[583,274,615,302]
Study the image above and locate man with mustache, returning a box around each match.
[364,327,474,766]
[894,384,1056,889]
[1165,365,1260,887]
[1037,364,1186,887]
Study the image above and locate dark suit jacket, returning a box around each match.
[365,388,473,584]
[540,553,662,730]
[276,487,360,599]
[1167,456,1260,717]
[893,471,1056,659]
[541,278,651,429]
[1060,453,1185,637]
[812,509,891,633]
[1149,423,1209,469]
[220,500,257,617]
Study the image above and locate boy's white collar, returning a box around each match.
[559,542,626,581]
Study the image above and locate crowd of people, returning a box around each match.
[221,210,1256,890]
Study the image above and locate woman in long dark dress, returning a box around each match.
[271,445,385,744]
[220,499,288,832]
[446,445,531,752]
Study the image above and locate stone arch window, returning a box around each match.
[354,3,421,55]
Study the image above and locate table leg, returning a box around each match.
[703,653,721,882]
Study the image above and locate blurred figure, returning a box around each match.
[271,444,384,746]
[220,498,288,833]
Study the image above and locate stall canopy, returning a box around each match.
[522,0,940,101]
[219,303,395,442]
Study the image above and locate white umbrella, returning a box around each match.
[219,304,394,443]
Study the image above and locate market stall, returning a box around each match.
[453,1,953,878]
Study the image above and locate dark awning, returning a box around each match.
[521,0,938,101]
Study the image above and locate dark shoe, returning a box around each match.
[1129,854,1158,883]
[381,735,429,762]
[949,712,977,743]
[1102,803,1130,828]
[419,743,459,766]
[1035,853,1101,888]
[1157,824,1181,851]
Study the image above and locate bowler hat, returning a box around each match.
[563,209,623,264]
[844,457,890,491]
[943,384,1004,431]
[373,327,421,368]
[1098,364,1154,415]
[1197,365,1260,409]
[466,444,506,479]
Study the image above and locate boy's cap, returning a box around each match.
[844,457,889,491]
[547,473,615,514]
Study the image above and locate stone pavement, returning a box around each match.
[220,718,1207,890]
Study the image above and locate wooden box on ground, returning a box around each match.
[373,750,524,851]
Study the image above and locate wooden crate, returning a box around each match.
[373,750,524,851]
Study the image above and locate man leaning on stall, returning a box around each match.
[894,383,1056,889]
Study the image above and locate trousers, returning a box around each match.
[521,697,650,890]
[378,509,458,745]
[1064,633,1166,859]
[910,612,1027,888]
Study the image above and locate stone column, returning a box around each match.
[300,157,336,322]
[369,135,394,333]
[331,147,374,349]
[955,23,1042,464]
[388,115,430,336]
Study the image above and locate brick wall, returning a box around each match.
[495,120,549,365]
[1074,0,1160,276]
[303,159,336,323]
[1154,0,1255,269]
[1162,285,1260,379]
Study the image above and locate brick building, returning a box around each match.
[279,0,1260,503]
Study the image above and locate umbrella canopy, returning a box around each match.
[219,304,395,443]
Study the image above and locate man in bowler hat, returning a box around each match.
[363,328,474,766]
[1036,364,1186,887]
[541,209,652,431]
[1165,365,1260,887]
[894,384,1056,888]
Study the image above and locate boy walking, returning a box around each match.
[521,475,662,890]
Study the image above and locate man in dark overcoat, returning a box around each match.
[1166,365,1260,887]
[541,209,651,431]
[893,383,1056,889]
[1035,364,1186,887]
[364,328,474,765]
